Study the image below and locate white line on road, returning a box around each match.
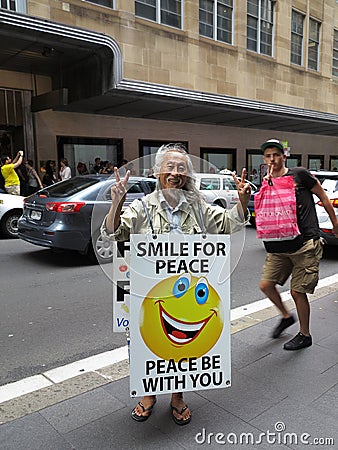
[0,375,53,404]
[1,273,338,404]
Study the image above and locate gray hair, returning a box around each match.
[153,143,203,201]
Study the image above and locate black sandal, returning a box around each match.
[131,399,156,422]
[170,404,191,425]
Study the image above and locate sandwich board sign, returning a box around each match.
[128,234,231,397]
[112,241,130,333]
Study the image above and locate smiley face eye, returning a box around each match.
[173,274,191,298]
[195,278,209,305]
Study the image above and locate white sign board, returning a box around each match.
[112,241,130,332]
[129,234,231,397]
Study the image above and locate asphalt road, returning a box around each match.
[1,227,337,386]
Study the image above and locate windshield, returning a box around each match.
[39,178,100,198]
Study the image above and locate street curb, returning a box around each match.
[1,282,338,425]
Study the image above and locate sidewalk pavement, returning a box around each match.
[1,289,337,450]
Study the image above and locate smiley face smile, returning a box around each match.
[157,301,214,345]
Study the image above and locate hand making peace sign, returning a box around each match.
[231,168,251,215]
[110,166,131,204]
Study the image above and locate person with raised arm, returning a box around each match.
[101,143,251,425]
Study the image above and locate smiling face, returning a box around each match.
[139,274,224,361]
[157,151,188,191]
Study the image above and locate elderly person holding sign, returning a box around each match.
[102,143,251,425]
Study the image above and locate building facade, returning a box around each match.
[0,0,337,181]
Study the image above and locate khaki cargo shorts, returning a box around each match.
[261,238,324,294]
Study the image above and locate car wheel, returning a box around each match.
[87,230,114,264]
[1,210,22,238]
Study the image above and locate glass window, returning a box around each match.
[247,0,274,56]
[199,0,233,44]
[223,178,237,189]
[308,18,320,71]
[57,137,123,177]
[333,29,338,77]
[286,154,302,168]
[200,148,236,173]
[291,10,304,65]
[161,0,182,28]
[200,177,220,190]
[135,0,182,29]
[308,155,324,171]
[246,150,263,186]
[330,155,338,171]
[0,89,23,127]
[0,0,26,13]
[83,0,115,7]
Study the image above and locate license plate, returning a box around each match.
[30,210,42,220]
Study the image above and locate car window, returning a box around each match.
[127,182,143,194]
[223,178,237,190]
[39,178,100,198]
[200,178,220,190]
[101,180,149,201]
[144,180,157,192]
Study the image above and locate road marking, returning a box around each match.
[1,273,338,404]
[44,345,128,384]
[0,375,52,404]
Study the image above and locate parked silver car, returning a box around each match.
[18,175,156,263]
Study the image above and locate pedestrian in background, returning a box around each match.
[1,150,23,195]
[99,160,110,174]
[101,143,251,425]
[258,139,338,350]
[77,161,89,175]
[59,158,71,181]
[26,159,43,194]
[42,160,56,186]
[16,158,29,196]
[91,157,101,174]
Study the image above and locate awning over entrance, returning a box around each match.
[0,10,337,136]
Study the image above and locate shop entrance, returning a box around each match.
[57,136,123,176]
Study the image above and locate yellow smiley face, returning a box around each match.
[139,273,223,361]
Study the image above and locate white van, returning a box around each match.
[195,173,240,209]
